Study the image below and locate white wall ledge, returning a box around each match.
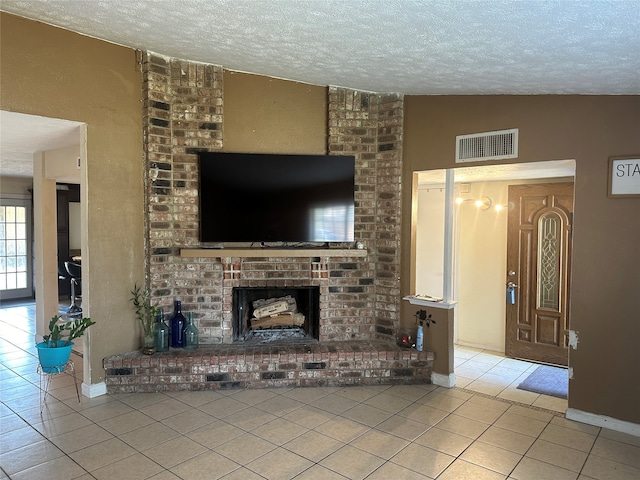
[403,295,458,310]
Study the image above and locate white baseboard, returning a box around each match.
[431,372,456,388]
[454,340,504,354]
[82,381,107,398]
[566,408,640,437]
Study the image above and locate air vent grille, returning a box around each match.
[455,128,518,163]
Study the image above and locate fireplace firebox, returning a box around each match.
[232,286,320,343]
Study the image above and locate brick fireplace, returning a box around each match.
[215,254,376,344]
[139,53,404,344]
[232,286,320,342]
[102,53,425,393]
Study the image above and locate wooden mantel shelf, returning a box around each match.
[180,248,368,258]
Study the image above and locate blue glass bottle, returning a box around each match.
[170,301,185,348]
[183,312,199,350]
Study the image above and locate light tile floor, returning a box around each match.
[1,300,639,480]
[453,345,569,413]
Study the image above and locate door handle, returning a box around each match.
[506,282,518,304]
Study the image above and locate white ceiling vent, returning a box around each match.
[455,128,518,163]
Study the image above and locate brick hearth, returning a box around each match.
[104,341,433,393]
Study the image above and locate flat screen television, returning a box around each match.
[198,152,355,243]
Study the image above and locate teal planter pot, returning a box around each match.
[36,341,73,373]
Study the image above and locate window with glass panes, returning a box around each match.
[0,204,29,292]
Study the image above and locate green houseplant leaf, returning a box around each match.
[130,283,158,337]
[41,315,95,347]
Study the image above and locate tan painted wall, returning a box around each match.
[403,95,640,424]
[43,145,81,181]
[0,176,33,196]
[1,13,144,385]
[401,302,454,379]
[1,14,329,388]
[224,71,327,154]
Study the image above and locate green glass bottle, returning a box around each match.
[154,308,169,352]
[183,312,199,350]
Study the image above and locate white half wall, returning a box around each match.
[415,185,445,298]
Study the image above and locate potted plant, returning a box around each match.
[130,283,158,355]
[36,315,95,373]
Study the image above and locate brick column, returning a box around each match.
[328,88,404,342]
[374,94,404,340]
[141,52,224,333]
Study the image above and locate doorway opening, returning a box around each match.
[0,110,86,358]
[56,183,82,318]
[413,159,575,405]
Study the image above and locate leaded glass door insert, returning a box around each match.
[538,212,561,311]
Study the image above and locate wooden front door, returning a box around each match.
[505,182,574,366]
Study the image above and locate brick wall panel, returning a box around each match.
[143,56,403,346]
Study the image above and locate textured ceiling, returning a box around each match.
[0,112,82,179]
[1,0,638,178]
[2,0,639,95]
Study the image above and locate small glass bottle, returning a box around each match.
[170,300,186,348]
[183,312,199,350]
[154,308,169,352]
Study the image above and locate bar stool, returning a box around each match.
[64,261,82,316]
[58,261,73,308]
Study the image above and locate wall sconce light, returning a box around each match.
[475,197,492,210]
[456,196,506,212]
[456,197,490,208]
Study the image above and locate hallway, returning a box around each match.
[454,345,568,413]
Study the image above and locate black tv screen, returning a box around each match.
[199,152,355,243]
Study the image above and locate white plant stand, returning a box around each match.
[37,360,80,413]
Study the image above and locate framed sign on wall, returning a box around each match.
[608,156,640,198]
